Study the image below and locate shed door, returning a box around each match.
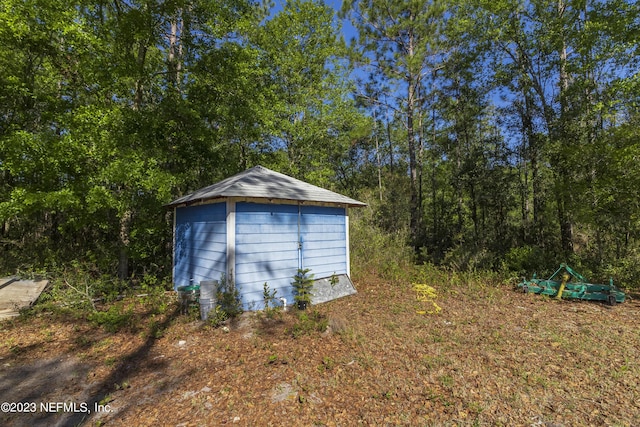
[235,203,300,308]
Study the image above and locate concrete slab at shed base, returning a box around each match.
[311,274,357,305]
[0,277,49,319]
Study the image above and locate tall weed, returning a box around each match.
[350,211,414,282]
[411,263,504,295]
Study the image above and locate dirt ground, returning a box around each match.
[1,274,640,426]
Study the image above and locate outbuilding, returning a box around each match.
[166,165,366,310]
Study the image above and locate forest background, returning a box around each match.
[1,0,639,290]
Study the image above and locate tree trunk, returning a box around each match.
[168,11,183,91]
[469,181,478,242]
[406,20,423,250]
[373,110,383,202]
[118,209,132,281]
[386,114,393,173]
[556,0,574,255]
[407,70,421,249]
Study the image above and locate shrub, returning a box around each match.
[502,245,548,275]
[206,306,229,328]
[88,303,134,333]
[262,282,281,319]
[292,269,314,310]
[139,274,173,315]
[289,310,328,338]
[215,274,243,319]
[602,251,640,290]
[349,211,414,282]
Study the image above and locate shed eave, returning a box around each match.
[165,196,227,210]
[167,195,366,210]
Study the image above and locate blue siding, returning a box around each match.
[301,206,347,279]
[173,203,226,289]
[173,201,349,310]
[235,203,299,309]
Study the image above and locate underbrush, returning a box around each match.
[349,210,516,288]
[287,309,328,338]
[349,215,414,283]
[18,262,176,333]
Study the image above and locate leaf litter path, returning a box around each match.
[1,276,639,426]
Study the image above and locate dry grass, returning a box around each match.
[1,270,639,426]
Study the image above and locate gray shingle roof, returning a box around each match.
[167,165,366,208]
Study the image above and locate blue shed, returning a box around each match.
[166,166,366,310]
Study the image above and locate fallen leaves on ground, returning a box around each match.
[1,274,639,426]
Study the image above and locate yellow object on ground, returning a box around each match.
[413,284,442,314]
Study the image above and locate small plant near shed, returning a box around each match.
[329,272,339,288]
[216,274,243,319]
[205,275,243,328]
[292,268,314,310]
[206,306,228,328]
[262,282,281,319]
[289,309,328,338]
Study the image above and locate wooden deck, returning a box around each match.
[0,277,49,319]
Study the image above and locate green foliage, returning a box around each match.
[21,263,177,332]
[329,273,339,288]
[256,0,368,184]
[262,282,277,307]
[88,303,134,333]
[206,306,230,328]
[216,275,243,320]
[349,205,415,282]
[342,0,450,248]
[0,0,263,279]
[411,263,450,290]
[318,356,335,372]
[289,310,328,338]
[292,268,314,309]
[139,274,172,315]
[27,263,124,315]
[410,262,505,296]
[262,282,282,319]
[602,252,640,290]
[502,246,549,276]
